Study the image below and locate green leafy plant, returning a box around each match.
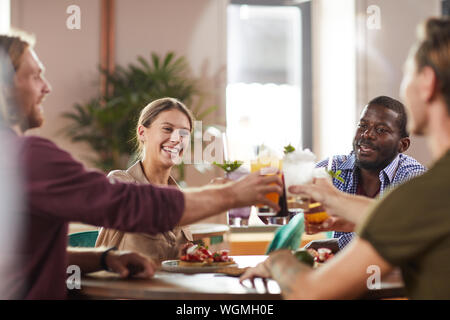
[283,144,296,154]
[212,160,243,174]
[326,169,345,183]
[60,52,217,181]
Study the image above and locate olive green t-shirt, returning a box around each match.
[358,150,450,299]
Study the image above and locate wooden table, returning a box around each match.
[75,256,281,300]
[73,256,405,300]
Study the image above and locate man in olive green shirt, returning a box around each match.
[240,17,450,299]
[358,151,450,299]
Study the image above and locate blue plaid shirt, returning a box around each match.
[316,152,426,249]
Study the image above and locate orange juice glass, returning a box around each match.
[303,202,329,224]
[302,168,332,224]
[250,158,282,213]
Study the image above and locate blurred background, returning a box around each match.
[0,0,444,229]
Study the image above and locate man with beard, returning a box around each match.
[0,34,282,299]
[306,96,426,251]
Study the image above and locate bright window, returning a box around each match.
[226,4,303,161]
[0,0,10,34]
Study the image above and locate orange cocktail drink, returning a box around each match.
[250,158,282,213]
[302,167,332,224]
[304,202,329,224]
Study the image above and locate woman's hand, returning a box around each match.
[105,250,156,279]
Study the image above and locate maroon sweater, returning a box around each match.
[9,136,184,299]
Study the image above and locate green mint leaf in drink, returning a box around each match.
[326,169,345,183]
[213,160,243,173]
[283,144,296,154]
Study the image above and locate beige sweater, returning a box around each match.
[95,161,192,264]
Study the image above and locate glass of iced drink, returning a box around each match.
[283,148,316,209]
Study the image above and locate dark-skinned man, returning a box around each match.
[240,18,450,299]
[306,96,426,252]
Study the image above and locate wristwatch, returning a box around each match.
[100,247,118,271]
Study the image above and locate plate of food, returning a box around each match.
[161,243,238,274]
[293,247,335,268]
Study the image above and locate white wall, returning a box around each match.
[10,0,439,171]
[11,0,101,164]
[0,0,10,34]
[114,0,228,188]
[355,0,440,167]
[10,0,229,225]
[312,0,357,161]
[313,0,440,166]
[115,0,227,127]
[10,0,228,184]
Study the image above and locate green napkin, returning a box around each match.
[266,213,305,254]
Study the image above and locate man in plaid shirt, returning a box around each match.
[306,96,426,250]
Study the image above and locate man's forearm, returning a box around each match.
[67,247,104,274]
[178,171,282,226]
[178,183,234,226]
[330,192,374,226]
[268,251,315,300]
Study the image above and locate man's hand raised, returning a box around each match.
[230,170,282,212]
[180,169,282,226]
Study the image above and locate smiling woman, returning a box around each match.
[95,97,195,264]
[136,98,193,169]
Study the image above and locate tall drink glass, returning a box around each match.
[283,149,316,209]
[250,148,282,217]
[283,149,332,225]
